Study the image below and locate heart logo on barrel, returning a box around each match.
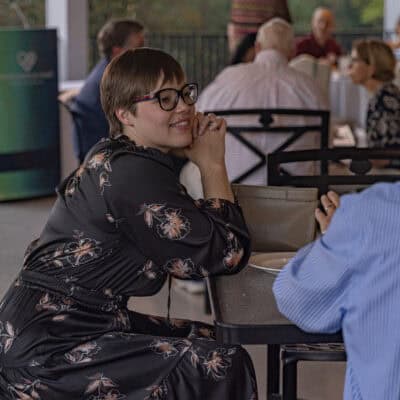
[16,51,38,72]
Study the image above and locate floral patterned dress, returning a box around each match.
[0,135,257,400]
[367,82,400,151]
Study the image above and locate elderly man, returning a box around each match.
[296,7,342,66]
[68,19,144,162]
[183,18,326,192]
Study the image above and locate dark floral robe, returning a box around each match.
[0,135,257,400]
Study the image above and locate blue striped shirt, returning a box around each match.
[273,182,400,399]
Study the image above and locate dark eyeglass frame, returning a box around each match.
[132,83,198,111]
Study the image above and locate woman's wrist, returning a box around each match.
[199,163,234,202]
[198,162,226,177]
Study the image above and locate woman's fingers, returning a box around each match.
[192,116,199,139]
[197,113,220,136]
[207,117,224,132]
[197,114,211,136]
[216,118,226,134]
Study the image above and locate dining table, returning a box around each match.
[207,263,343,399]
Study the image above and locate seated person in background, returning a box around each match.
[229,32,257,65]
[295,7,342,67]
[274,184,400,400]
[348,39,400,168]
[0,48,257,400]
[186,18,326,190]
[71,18,144,162]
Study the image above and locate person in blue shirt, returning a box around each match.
[71,18,144,162]
[274,185,400,399]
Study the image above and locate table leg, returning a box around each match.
[267,344,280,399]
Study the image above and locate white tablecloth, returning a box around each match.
[329,71,371,128]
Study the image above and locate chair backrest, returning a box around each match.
[289,55,331,100]
[58,96,85,163]
[268,147,400,195]
[232,184,318,252]
[205,108,330,184]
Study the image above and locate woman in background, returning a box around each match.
[348,39,400,168]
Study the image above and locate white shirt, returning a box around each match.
[190,49,327,188]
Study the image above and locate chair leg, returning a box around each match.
[204,287,211,315]
[282,359,297,400]
[267,345,280,397]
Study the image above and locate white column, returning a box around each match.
[384,0,400,39]
[45,0,88,81]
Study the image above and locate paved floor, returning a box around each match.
[0,196,345,399]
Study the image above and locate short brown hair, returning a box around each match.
[97,18,144,60]
[100,47,185,136]
[353,39,396,82]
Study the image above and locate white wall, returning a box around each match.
[45,0,88,81]
[384,0,400,38]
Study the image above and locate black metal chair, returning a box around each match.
[201,109,329,314]
[281,343,346,400]
[205,108,330,183]
[268,147,400,196]
[268,147,400,399]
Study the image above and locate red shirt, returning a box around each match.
[295,33,342,59]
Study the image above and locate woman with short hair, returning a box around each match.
[348,39,400,167]
[0,48,257,399]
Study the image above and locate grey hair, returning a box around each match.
[256,18,294,58]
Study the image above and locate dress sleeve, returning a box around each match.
[273,194,364,333]
[103,153,251,280]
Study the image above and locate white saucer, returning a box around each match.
[248,252,296,275]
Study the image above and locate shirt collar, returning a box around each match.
[254,49,288,67]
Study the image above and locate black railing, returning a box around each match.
[334,29,388,53]
[147,33,229,91]
[90,30,391,90]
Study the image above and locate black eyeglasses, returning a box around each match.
[132,83,198,111]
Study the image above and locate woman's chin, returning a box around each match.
[174,132,193,147]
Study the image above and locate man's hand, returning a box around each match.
[315,191,340,234]
[58,88,80,105]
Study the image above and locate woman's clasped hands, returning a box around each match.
[184,112,227,171]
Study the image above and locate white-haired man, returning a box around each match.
[183,18,327,192]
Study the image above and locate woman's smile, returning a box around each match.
[169,117,191,130]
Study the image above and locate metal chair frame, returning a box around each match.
[281,344,346,400]
[268,147,400,195]
[205,108,330,183]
